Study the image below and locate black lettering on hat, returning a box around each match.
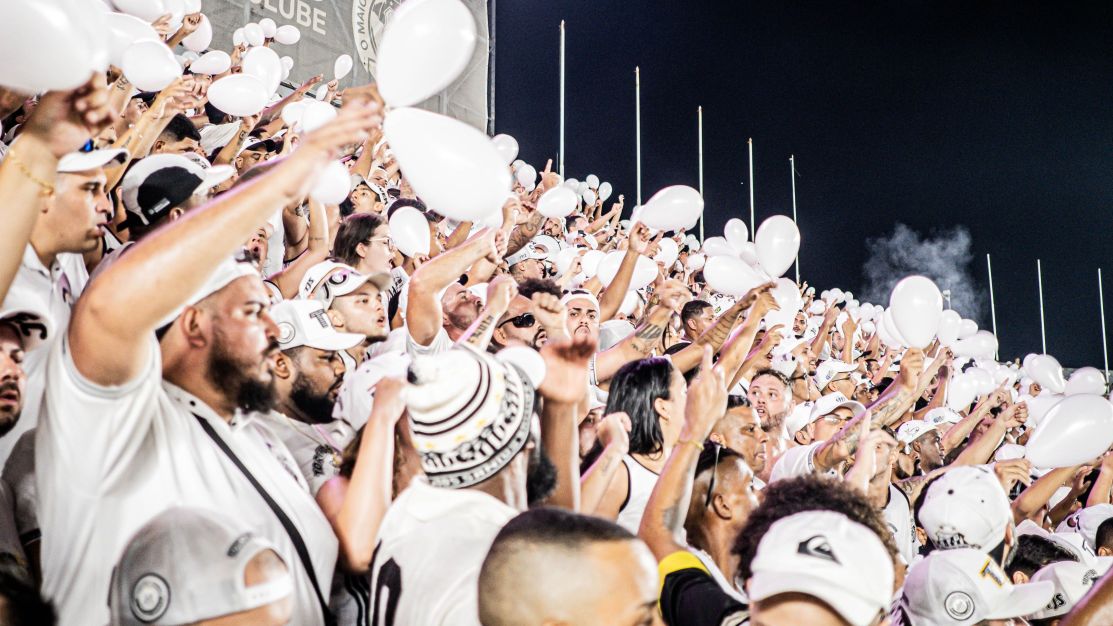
[1047,593,1066,611]
[796,535,840,564]
[310,308,331,329]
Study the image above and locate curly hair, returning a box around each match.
[731,475,900,581]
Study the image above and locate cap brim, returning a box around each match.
[303,330,366,352]
[987,580,1055,620]
[57,148,129,173]
[195,164,235,195]
[749,572,883,626]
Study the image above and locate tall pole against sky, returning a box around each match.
[790,155,799,283]
[558,20,565,179]
[698,106,704,243]
[987,254,999,358]
[748,138,755,239]
[1037,259,1047,353]
[635,66,641,207]
[1100,268,1109,382]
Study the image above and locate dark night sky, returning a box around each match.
[492,1,1113,367]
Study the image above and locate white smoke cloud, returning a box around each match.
[859,223,985,323]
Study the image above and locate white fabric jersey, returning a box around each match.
[0,246,86,465]
[368,327,408,361]
[616,455,660,533]
[769,442,821,483]
[406,326,453,357]
[36,336,338,626]
[258,413,355,496]
[692,547,748,603]
[368,479,517,626]
[883,483,918,565]
[1,429,38,555]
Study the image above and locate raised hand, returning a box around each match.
[21,74,117,158]
[993,458,1033,492]
[596,411,632,455]
[485,275,518,316]
[684,347,728,438]
[538,334,598,403]
[371,377,408,426]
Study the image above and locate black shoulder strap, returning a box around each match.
[193,414,336,626]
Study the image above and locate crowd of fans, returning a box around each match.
[2,1,1113,625]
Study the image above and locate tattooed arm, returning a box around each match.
[599,222,654,322]
[593,291,677,384]
[894,467,948,504]
[673,285,777,377]
[505,208,545,257]
[862,348,926,429]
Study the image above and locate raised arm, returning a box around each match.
[71,104,380,385]
[599,222,653,322]
[268,198,330,298]
[862,348,925,429]
[594,280,689,383]
[404,229,498,346]
[673,284,775,376]
[1013,464,1079,523]
[533,335,596,511]
[458,276,515,350]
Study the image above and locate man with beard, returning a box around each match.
[263,299,365,495]
[709,396,769,487]
[895,419,946,476]
[747,369,795,472]
[34,103,380,625]
[491,291,569,351]
[298,261,390,372]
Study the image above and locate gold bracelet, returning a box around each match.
[677,437,704,453]
[5,150,54,197]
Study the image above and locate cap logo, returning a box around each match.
[131,574,170,623]
[1083,568,1099,586]
[277,321,296,345]
[309,308,332,329]
[796,535,840,564]
[933,531,970,549]
[1047,593,1066,612]
[979,558,1006,587]
[943,591,975,620]
[227,532,253,557]
[1,312,48,343]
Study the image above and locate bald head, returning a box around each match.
[479,508,661,626]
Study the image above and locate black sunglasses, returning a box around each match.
[705,443,722,508]
[498,312,537,329]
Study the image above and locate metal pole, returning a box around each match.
[1100,268,1109,383]
[748,138,755,240]
[1037,259,1047,353]
[487,0,496,134]
[635,66,641,207]
[558,20,565,179]
[790,155,799,283]
[987,254,998,358]
[698,106,704,243]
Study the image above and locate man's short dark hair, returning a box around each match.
[1096,517,1113,554]
[681,299,711,330]
[751,368,791,390]
[517,278,562,300]
[726,395,750,410]
[731,475,900,581]
[386,197,428,219]
[159,113,201,143]
[1006,534,1079,578]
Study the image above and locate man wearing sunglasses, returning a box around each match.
[491,291,569,351]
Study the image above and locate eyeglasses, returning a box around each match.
[498,312,537,329]
[365,237,393,247]
[705,443,722,508]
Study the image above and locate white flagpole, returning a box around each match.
[635,66,641,207]
[987,254,998,358]
[790,155,799,283]
[558,20,565,180]
[748,138,755,240]
[1038,259,1047,353]
[1100,268,1109,383]
[698,106,704,243]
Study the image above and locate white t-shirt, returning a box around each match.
[406,326,453,357]
[257,413,355,496]
[36,336,338,626]
[368,479,517,626]
[769,442,822,483]
[883,483,918,565]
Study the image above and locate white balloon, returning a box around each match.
[597,251,657,290]
[639,185,703,231]
[564,177,579,189]
[958,318,978,339]
[164,0,185,32]
[586,174,600,188]
[281,56,294,72]
[1022,353,1039,373]
[937,309,962,346]
[580,250,604,278]
[188,49,230,75]
[243,23,264,47]
[114,0,167,22]
[704,255,765,297]
[384,107,511,222]
[1027,354,1067,394]
[122,41,179,92]
[577,181,590,195]
[1026,394,1113,468]
[181,13,212,52]
[281,100,307,126]
[207,74,269,116]
[654,238,679,268]
[490,134,518,164]
[736,242,759,266]
[953,330,998,360]
[388,207,432,257]
[334,54,353,80]
[299,100,337,132]
[309,160,350,204]
[515,164,536,188]
[1067,367,1108,396]
[242,45,282,95]
[376,0,477,107]
[724,218,749,249]
[701,237,735,258]
[947,372,979,410]
[686,253,706,272]
[754,215,800,278]
[888,275,943,349]
[537,186,578,219]
[315,84,330,100]
[182,0,202,12]
[770,277,804,314]
[105,12,160,69]
[259,18,277,38]
[598,181,613,201]
[881,308,909,348]
[684,235,701,251]
[965,367,996,397]
[275,24,300,45]
[1024,393,1063,426]
[582,189,597,205]
[232,28,244,46]
[619,291,641,317]
[496,346,547,389]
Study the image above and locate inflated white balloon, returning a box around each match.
[164,0,186,32]
[259,18,277,38]
[597,251,658,290]
[274,24,300,45]
[515,164,536,188]
[104,12,161,68]
[315,84,330,100]
[280,100,307,126]
[388,207,432,257]
[1024,393,1063,426]
[654,237,679,268]
[639,185,703,231]
[281,56,294,72]
[242,45,282,95]
[1,0,110,93]
[114,0,168,22]
[770,277,804,314]
[686,253,706,271]
[880,308,909,348]
[965,367,995,397]
[384,107,512,222]
[888,275,943,349]
[1027,354,1067,394]
[334,54,353,80]
[754,215,800,278]
[490,134,518,164]
[182,0,202,13]
[299,100,337,132]
[564,177,579,189]
[188,50,230,75]
[946,372,978,410]
[232,28,244,46]
[309,160,350,204]
[1026,394,1113,468]
[496,346,547,389]
[701,237,735,258]
[703,255,765,298]
[207,74,269,116]
[181,13,212,52]
[580,250,604,278]
[243,22,264,47]
[952,330,998,361]
[1066,367,1108,396]
[582,189,597,205]
[598,181,613,201]
[585,174,600,189]
[121,41,180,92]
[536,186,577,219]
[736,242,759,266]
[724,218,749,249]
[684,235,701,251]
[376,0,477,106]
[937,309,962,346]
[958,318,978,339]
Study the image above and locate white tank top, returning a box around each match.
[616,455,660,533]
[883,483,917,565]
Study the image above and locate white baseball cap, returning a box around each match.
[1028,560,1102,620]
[801,392,865,433]
[814,359,857,390]
[749,510,894,626]
[1067,504,1113,552]
[297,261,389,307]
[333,350,411,429]
[896,420,934,447]
[0,290,53,352]
[505,239,549,267]
[57,147,128,173]
[918,465,1013,551]
[270,300,364,352]
[894,547,1054,626]
[924,407,963,427]
[783,402,815,437]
